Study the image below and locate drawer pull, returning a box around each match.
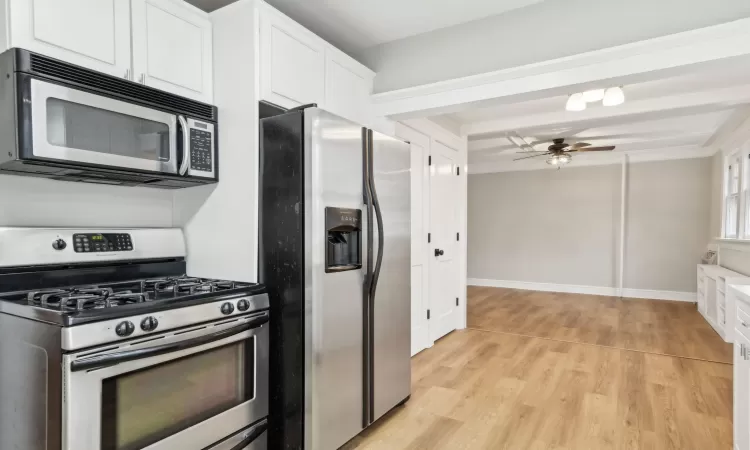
[742,321,748,328]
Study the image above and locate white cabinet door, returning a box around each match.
[8,0,132,79]
[259,8,325,109]
[131,0,213,103]
[736,331,750,450]
[324,48,373,124]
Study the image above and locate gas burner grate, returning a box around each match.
[142,276,243,296]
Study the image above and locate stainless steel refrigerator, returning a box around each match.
[260,106,411,450]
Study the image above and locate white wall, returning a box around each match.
[358,0,750,93]
[468,157,713,296]
[173,0,259,282]
[623,158,711,292]
[468,164,621,287]
[0,174,174,227]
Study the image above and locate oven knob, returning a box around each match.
[221,302,235,315]
[115,321,135,337]
[140,316,159,332]
[237,299,250,312]
[52,238,67,251]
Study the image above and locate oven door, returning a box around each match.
[28,77,179,174]
[61,312,269,450]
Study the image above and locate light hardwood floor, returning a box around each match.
[469,287,732,364]
[346,288,733,450]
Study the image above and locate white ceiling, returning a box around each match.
[440,63,750,171]
[265,0,544,54]
[449,68,750,126]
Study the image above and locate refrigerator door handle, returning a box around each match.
[368,129,385,305]
[362,127,374,427]
[367,128,385,423]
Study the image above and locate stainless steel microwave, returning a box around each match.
[0,48,218,189]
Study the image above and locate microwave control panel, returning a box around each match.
[73,233,133,253]
[189,127,213,173]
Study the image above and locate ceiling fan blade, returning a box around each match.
[578,146,615,152]
[513,152,551,161]
[571,142,591,149]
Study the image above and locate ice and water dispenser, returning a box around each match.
[325,207,362,273]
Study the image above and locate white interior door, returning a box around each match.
[429,141,460,341]
[396,124,431,356]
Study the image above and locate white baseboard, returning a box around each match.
[468,278,696,303]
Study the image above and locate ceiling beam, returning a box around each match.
[371,18,750,120]
[469,145,714,174]
[460,85,750,138]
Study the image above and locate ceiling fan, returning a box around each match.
[513,138,615,167]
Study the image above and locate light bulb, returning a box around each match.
[583,89,605,102]
[546,154,571,166]
[565,93,586,112]
[603,87,625,106]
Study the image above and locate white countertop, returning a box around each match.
[729,284,750,307]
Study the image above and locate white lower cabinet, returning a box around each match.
[131,0,213,102]
[7,0,133,79]
[735,325,750,450]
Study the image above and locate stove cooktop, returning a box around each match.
[0,275,266,326]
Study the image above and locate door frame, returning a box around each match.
[396,120,468,356]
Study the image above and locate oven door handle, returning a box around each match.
[228,419,268,450]
[70,314,269,372]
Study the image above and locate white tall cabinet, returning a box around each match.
[2,0,213,103]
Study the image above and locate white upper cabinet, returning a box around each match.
[259,4,325,110]
[4,0,213,102]
[131,0,213,103]
[324,47,374,125]
[258,1,374,124]
[7,0,133,79]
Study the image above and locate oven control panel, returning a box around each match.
[73,233,133,253]
[189,127,213,172]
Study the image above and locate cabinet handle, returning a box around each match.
[124,69,130,80]
[139,73,145,84]
[742,321,748,328]
[742,344,747,358]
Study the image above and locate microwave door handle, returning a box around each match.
[178,115,190,176]
[227,419,268,450]
[70,314,269,372]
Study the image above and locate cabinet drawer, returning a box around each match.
[738,304,750,339]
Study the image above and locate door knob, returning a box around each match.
[434,248,444,257]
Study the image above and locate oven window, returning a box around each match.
[101,339,254,450]
[46,97,171,162]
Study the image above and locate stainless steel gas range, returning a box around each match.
[0,228,269,450]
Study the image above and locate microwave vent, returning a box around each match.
[29,54,215,121]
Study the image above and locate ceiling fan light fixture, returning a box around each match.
[603,86,625,106]
[582,89,606,102]
[565,93,586,112]
[546,153,571,166]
